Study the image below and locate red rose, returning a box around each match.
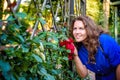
[59,38,74,60]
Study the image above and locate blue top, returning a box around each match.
[78,34,120,80]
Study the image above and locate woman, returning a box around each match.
[70,15,120,80]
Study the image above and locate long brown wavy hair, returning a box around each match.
[69,15,108,63]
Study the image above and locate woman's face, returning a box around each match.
[73,20,87,42]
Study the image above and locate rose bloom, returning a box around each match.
[59,38,74,60]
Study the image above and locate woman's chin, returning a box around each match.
[75,39,82,42]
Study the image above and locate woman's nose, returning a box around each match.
[75,29,80,33]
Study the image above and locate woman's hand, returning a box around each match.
[71,43,78,58]
[73,45,78,56]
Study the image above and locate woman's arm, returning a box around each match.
[74,56,88,78]
[116,64,120,80]
[73,46,88,78]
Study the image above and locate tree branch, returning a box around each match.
[14,0,21,11]
[41,0,47,11]
[49,0,58,32]
[30,20,39,39]
[6,0,21,26]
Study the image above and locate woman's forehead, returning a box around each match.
[74,20,84,26]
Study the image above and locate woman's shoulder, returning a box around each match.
[98,33,118,48]
[99,33,120,49]
[99,33,111,39]
[99,34,120,67]
[99,33,114,42]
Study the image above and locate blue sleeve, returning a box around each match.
[99,34,120,67]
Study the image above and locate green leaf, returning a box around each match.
[39,18,46,25]
[7,15,15,21]
[0,33,8,43]
[0,60,11,72]
[5,47,15,55]
[63,57,68,61]
[2,71,16,80]
[40,67,47,75]
[16,12,27,19]
[37,31,47,39]
[18,77,26,80]
[44,74,55,80]
[1,33,7,40]
[32,54,42,63]
[16,34,25,43]
[51,69,59,75]
[21,45,29,53]
[29,17,35,21]
[44,42,58,50]
[32,37,41,44]
[66,50,71,53]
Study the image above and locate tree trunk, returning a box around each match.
[103,0,110,30]
[80,0,86,16]
[69,0,74,24]
[0,0,5,19]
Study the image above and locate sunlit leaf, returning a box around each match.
[29,17,35,21]
[7,15,15,21]
[32,54,42,63]
[51,69,59,75]
[32,37,40,44]
[16,34,25,43]
[21,45,29,53]
[39,18,46,25]
[40,67,47,75]
[16,12,27,19]
[44,42,58,50]
[44,74,55,80]
[37,31,47,39]
[63,56,68,61]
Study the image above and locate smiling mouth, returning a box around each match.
[75,36,81,39]
[75,37,81,40]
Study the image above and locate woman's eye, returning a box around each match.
[73,27,77,30]
[73,27,85,30]
[79,27,85,30]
